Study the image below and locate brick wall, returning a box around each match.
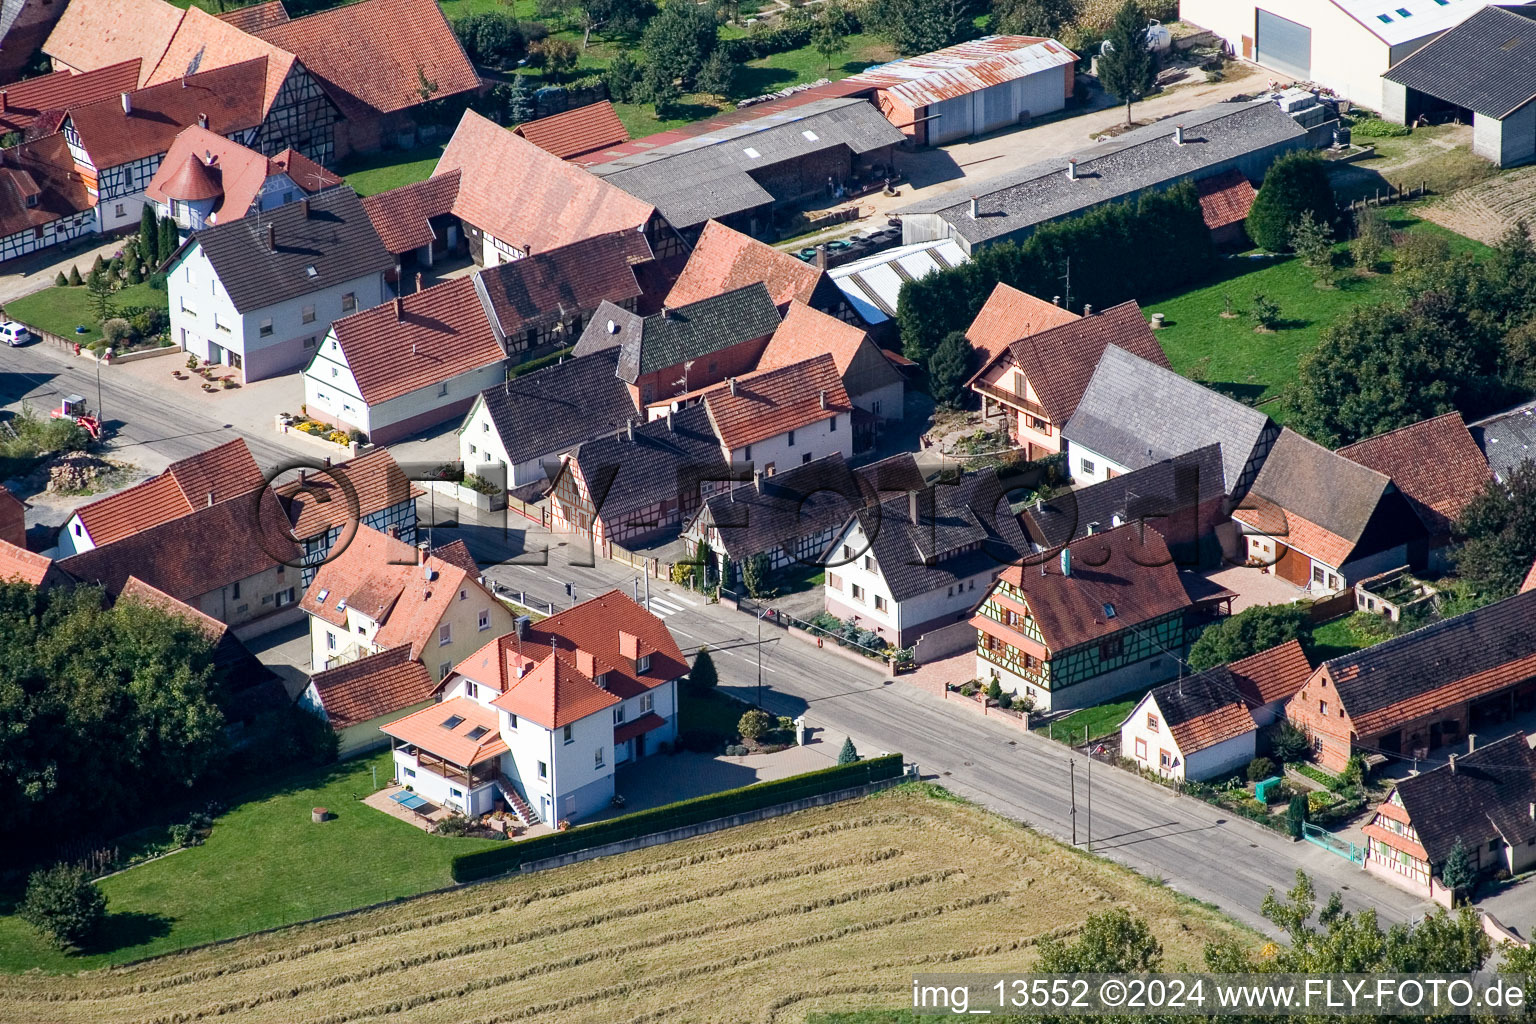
[1285,667,1354,773]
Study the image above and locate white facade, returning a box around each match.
[1178,0,1526,112]
[854,379,905,423]
[0,208,95,266]
[304,330,505,445]
[1119,691,1256,782]
[1066,440,1129,486]
[169,243,387,383]
[154,172,309,234]
[458,394,546,491]
[823,518,996,647]
[307,576,513,676]
[733,411,852,477]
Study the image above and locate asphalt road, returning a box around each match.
[1,338,299,475]
[428,505,1440,938]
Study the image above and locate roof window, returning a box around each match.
[336,598,348,611]
[1377,12,1392,21]
[305,264,318,277]
[465,726,489,741]
[442,715,465,730]
[743,146,761,158]
[1103,603,1117,619]
[317,588,329,603]
[802,130,819,142]
[1395,7,1411,16]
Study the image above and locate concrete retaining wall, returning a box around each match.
[913,620,975,663]
[518,776,909,874]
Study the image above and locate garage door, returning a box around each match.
[1256,9,1311,80]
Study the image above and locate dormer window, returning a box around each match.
[24,193,37,208]
[637,654,651,673]
[596,672,608,689]
[317,588,329,604]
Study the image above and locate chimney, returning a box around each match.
[1469,734,1477,753]
[1052,295,1061,306]
[661,305,672,320]
[815,244,828,269]
[323,456,331,468]
[521,243,530,257]
[819,389,827,410]
[968,196,978,219]
[1083,303,1093,317]
[1065,159,1077,180]
[626,418,634,442]
[666,409,674,432]
[266,224,276,251]
[908,490,919,525]
[0,93,8,114]
[299,469,306,484]
[414,271,423,293]
[417,541,428,565]
[1174,124,1185,145]
[301,197,310,219]
[394,296,403,322]
[728,377,738,396]
[1060,547,1072,577]
[619,630,640,660]
[1449,753,1457,774]
[121,91,132,114]
[197,112,207,130]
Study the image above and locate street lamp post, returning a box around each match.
[757,608,768,709]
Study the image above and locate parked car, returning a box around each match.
[0,322,34,347]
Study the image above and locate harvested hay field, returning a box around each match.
[0,786,1255,1024]
[1418,164,1536,245]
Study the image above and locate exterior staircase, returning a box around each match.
[494,771,539,826]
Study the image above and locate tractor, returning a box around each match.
[50,395,103,440]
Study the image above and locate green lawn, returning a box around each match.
[0,753,499,972]
[1308,612,1398,663]
[1037,688,1150,745]
[680,687,752,742]
[1147,211,1487,425]
[337,140,446,196]
[7,281,167,348]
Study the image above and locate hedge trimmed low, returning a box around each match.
[450,753,904,882]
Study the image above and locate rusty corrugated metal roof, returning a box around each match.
[845,35,1077,107]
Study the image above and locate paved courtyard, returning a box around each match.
[1202,563,1308,614]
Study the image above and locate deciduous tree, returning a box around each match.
[641,0,718,93]
[1188,604,1311,670]
[1454,461,1536,599]
[19,864,106,951]
[1245,150,1336,252]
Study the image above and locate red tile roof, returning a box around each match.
[1229,639,1313,706]
[146,126,342,225]
[1523,560,1536,595]
[119,574,229,643]
[58,488,300,601]
[1337,412,1491,538]
[982,526,1194,651]
[275,449,422,542]
[434,109,655,256]
[216,0,291,34]
[0,539,57,586]
[72,438,265,548]
[65,57,269,169]
[359,170,460,252]
[331,277,505,407]
[309,645,436,729]
[759,300,875,378]
[1195,169,1257,230]
[302,526,489,661]
[964,282,1080,368]
[491,652,620,730]
[1232,494,1356,570]
[664,220,827,309]
[701,353,851,451]
[0,134,91,239]
[381,695,507,766]
[476,229,652,339]
[514,100,630,161]
[43,0,184,81]
[995,300,1167,424]
[256,0,479,116]
[0,60,142,137]
[145,6,297,113]
[1169,702,1256,754]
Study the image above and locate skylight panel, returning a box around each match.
[743,146,761,158]
[1103,603,1117,619]
[465,726,489,741]
[442,715,465,730]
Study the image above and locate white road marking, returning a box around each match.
[648,598,683,615]
[666,591,701,607]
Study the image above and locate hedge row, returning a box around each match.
[450,753,905,882]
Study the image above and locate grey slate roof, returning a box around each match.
[1392,732,1536,866]
[847,469,1027,602]
[1248,428,1393,545]
[1384,5,1536,118]
[1023,444,1227,551]
[588,98,905,229]
[572,282,781,385]
[898,99,1307,246]
[1324,588,1536,723]
[1141,668,1252,730]
[699,451,925,562]
[1062,345,1278,494]
[188,187,393,313]
[567,404,727,522]
[1470,398,1536,481]
[472,350,639,469]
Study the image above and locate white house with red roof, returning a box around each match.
[383,590,687,824]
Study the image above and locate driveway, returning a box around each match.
[596,744,837,820]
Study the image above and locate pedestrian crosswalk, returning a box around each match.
[646,596,686,617]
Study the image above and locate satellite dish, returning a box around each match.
[606,319,617,334]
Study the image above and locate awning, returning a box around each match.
[614,711,666,744]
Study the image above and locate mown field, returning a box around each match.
[0,786,1255,1024]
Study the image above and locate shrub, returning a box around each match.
[738,708,773,742]
[838,736,859,764]
[1269,721,1310,763]
[453,11,528,69]
[1350,117,1410,138]
[985,677,1004,702]
[687,648,718,694]
[1248,291,1280,330]
[724,743,749,756]
[1306,789,1333,815]
[433,814,477,837]
[604,51,643,103]
[1393,230,1451,273]
[1246,756,1276,782]
[1246,151,1337,252]
[1189,604,1312,669]
[55,271,68,287]
[19,864,107,950]
[100,318,135,345]
[68,265,82,286]
[1013,694,1035,712]
[1286,793,1308,838]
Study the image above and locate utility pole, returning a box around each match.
[757,608,765,709]
[1069,759,1077,846]
[1060,256,1072,312]
[95,357,103,425]
[1086,751,1093,853]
